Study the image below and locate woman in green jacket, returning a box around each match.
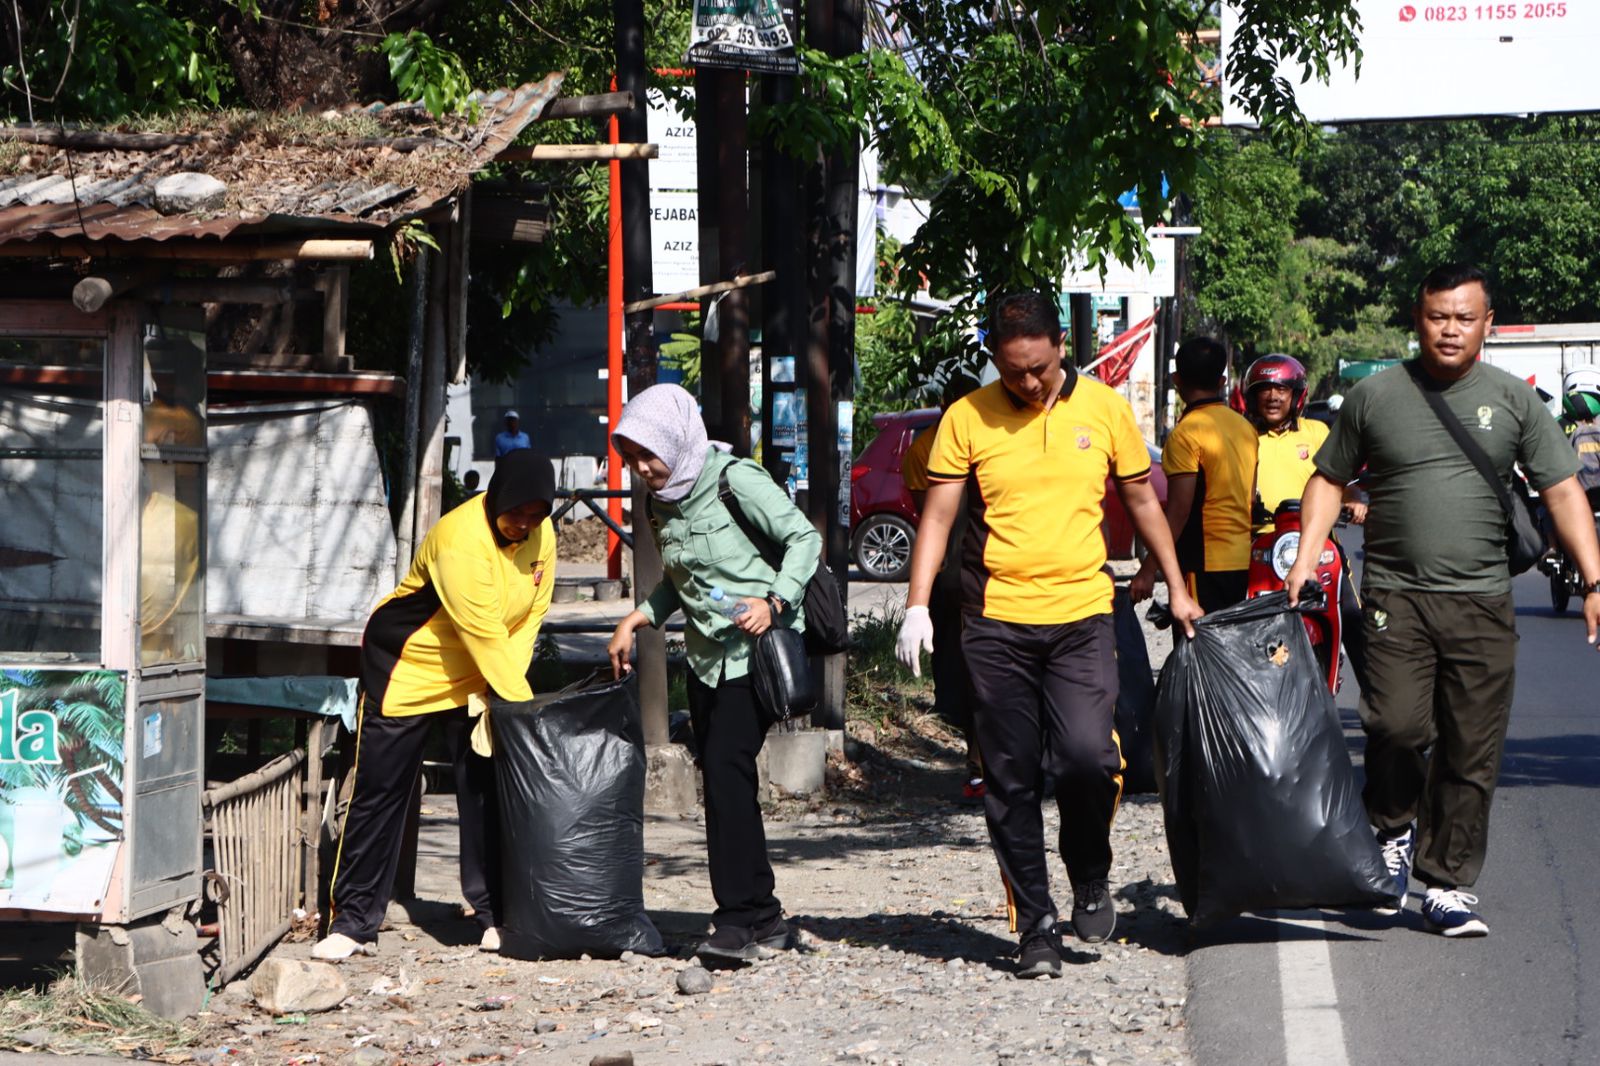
[608,384,821,963]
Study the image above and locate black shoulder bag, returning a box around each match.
[717,467,851,655]
[1410,367,1546,575]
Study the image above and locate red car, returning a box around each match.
[849,408,1168,581]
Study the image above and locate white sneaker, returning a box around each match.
[479,927,502,953]
[311,932,377,960]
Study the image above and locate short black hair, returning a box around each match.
[987,290,1063,348]
[1417,263,1493,310]
[1175,336,1228,386]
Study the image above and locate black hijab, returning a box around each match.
[485,451,557,545]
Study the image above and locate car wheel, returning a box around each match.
[853,513,916,582]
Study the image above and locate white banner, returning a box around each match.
[1062,237,1175,298]
[1223,1,1600,123]
[646,89,697,193]
[649,191,701,294]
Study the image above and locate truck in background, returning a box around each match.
[1481,322,1600,410]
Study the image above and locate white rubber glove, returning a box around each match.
[896,605,936,677]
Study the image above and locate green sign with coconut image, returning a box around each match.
[0,668,126,913]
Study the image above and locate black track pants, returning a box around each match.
[963,613,1123,935]
[688,673,782,930]
[329,703,499,941]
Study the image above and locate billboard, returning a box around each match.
[0,668,127,913]
[1222,1,1600,124]
[686,0,799,75]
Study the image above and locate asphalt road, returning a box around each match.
[1187,552,1600,1066]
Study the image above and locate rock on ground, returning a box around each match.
[247,957,348,1015]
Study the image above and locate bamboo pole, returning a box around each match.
[624,270,777,314]
[0,238,375,262]
[496,143,658,162]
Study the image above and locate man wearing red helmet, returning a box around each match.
[1244,354,1366,534]
[1245,354,1369,690]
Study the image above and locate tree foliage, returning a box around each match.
[762,0,1360,302]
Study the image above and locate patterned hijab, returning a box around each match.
[611,384,728,502]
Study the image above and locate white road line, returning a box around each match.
[1277,913,1352,1066]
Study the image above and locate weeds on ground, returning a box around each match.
[845,607,932,732]
[0,975,201,1059]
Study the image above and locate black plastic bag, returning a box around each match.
[491,674,664,959]
[1112,587,1158,795]
[1151,592,1392,924]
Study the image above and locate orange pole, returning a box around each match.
[606,93,625,581]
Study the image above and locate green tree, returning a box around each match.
[760,0,1361,303]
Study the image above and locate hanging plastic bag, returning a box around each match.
[1151,592,1393,925]
[1112,587,1158,794]
[491,674,664,959]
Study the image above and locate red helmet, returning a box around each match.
[1244,354,1308,416]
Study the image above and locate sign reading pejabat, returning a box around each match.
[651,191,702,294]
[1222,0,1600,123]
[0,668,126,914]
[686,0,799,74]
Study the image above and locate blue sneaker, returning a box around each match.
[1373,825,1414,915]
[1421,888,1489,937]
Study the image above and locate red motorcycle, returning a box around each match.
[1246,501,1346,694]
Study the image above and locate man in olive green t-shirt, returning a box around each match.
[1287,263,1600,939]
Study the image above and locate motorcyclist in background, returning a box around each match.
[1541,366,1600,549]
[1244,354,1370,692]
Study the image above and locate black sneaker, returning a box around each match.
[695,915,792,962]
[1071,880,1117,944]
[1016,928,1063,979]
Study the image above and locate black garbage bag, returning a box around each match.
[1151,592,1392,924]
[491,674,664,959]
[1112,587,1158,795]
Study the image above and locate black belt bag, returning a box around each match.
[750,625,816,721]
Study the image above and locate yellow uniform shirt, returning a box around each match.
[1253,419,1329,536]
[1162,398,1258,574]
[361,495,557,716]
[900,420,936,493]
[926,373,1150,624]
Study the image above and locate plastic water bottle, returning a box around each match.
[709,586,750,620]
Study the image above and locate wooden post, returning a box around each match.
[415,223,450,544]
[316,266,348,373]
[394,251,431,581]
[715,73,751,454]
[103,304,143,671]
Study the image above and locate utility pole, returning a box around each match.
[804,0,860,731]
[614,0,669,748]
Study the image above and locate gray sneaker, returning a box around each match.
[1071,880,1117,944]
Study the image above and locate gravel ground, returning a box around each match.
[189,586,1191,1066]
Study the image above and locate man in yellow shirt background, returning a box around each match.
[900,373,985,800]
[1130,337,1258,611]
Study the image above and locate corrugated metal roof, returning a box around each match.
[0,73,564,249]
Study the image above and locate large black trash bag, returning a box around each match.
[491,674,664,959]
[1112,587,1158,794]
[1151,592,1392,924]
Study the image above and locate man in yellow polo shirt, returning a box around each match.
[1130,337,1257,611]
[895,291,1201,979]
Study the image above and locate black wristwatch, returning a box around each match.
[767,593,788,614]
[1585,579,1600,597]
